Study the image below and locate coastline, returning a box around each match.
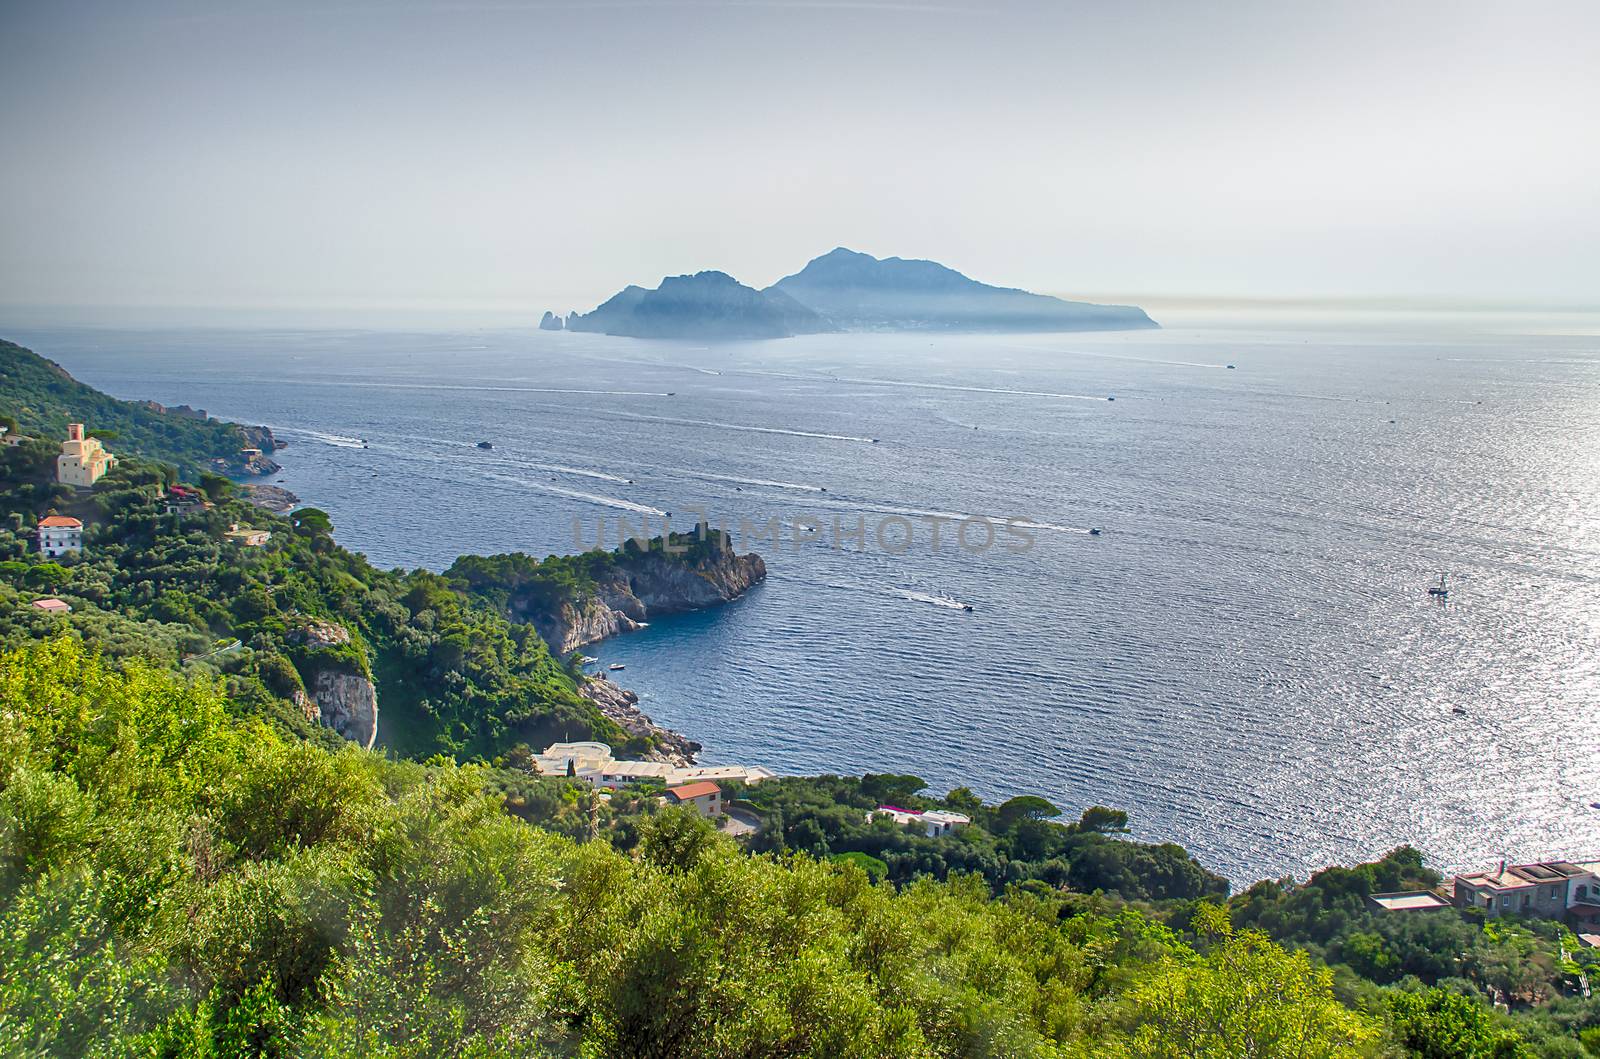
[579,672,702,765]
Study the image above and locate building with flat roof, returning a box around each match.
[1367,890,1451,912]
[870,805,972,838]
[531,741,774,790]
[223,523,271,547]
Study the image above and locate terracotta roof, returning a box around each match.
[666,781,722,802]
[38,515,82,528]
[30,598,71,611]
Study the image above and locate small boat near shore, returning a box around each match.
[608,663,626,671]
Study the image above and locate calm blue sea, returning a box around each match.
[11,311,1600,883]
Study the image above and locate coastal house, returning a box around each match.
[870,806,971,838]
[36,515,83,557]
[531,741,775,790]
[30,597,71,613]
[164,485,211,515]
[0,427,29,447]
[664,781,723,819]
[1451,859,1600,924]
[223,522,271,547]
[56,423,116,488]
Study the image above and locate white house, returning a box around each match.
[36,515,83,557]
[870,805,971,838]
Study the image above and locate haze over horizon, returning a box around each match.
[2,0,1597,325]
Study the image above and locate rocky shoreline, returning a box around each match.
[525,535,767,656]
[579,674,701,766]
[241,483,299,512]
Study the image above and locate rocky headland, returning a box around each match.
[446,528,766,763]
[521,533,765,655]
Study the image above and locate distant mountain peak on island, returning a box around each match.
[566,270,831,340]
[553,249,1156,340]
[768,248,1158,333]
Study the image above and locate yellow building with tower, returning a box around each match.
[57,423,116,488]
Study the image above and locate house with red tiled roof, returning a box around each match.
[30,597,71,613]
[36,515,83,557]
[664,781,723,819]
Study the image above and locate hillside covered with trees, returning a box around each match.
[0,340,276,479]
[2,346,1599,1055]
[0,638,1556,1058]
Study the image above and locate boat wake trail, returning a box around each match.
[294,429,366,449]
[893,589,973,611]
[809,498,1094,534]
[823,581,975,612]
[531,462,634,484]
[597,410,879,443]
[483,472,666,516]
[673,469,827,493]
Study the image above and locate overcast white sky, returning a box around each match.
[1,0,1596,323]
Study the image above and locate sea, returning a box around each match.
[10,309,1600,884]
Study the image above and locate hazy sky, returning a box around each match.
[2,0,1597,322]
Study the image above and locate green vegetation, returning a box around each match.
[0,638,1508,1058]
[1230,848,1600,1054]
[0,339,270,479]
[0,456,625,760]
[735,774,1229,900]
[4,347,1599,1053]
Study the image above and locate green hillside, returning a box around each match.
[0,339,270,479]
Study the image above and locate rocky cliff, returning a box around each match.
[287,619,379,749]
[517,532,766,655]
[579,675,700,765]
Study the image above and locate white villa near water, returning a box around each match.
[869,805,972,838]
[533,741,776,789]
